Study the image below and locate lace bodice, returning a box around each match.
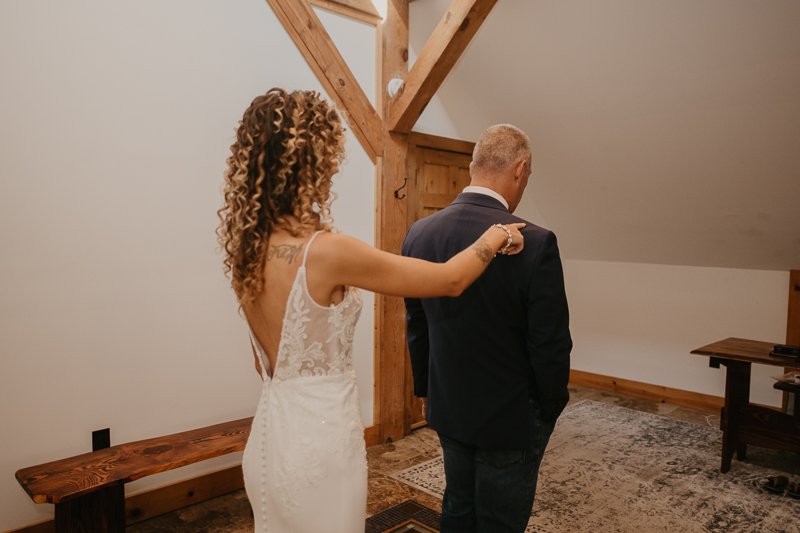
[248,231,363,382]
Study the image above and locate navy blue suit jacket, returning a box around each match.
[402,193,572,450]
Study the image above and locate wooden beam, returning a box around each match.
[378,132,408,444]
[266,0,383,162]
[407,131,475,154]
[308,0,381,26]
[378,0,410,444]
[388,0,498,133]
[314,0,381,18]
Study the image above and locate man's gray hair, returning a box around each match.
[472,124,531,174]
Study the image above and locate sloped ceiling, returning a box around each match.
[409,0,800,271]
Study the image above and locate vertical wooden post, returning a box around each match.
[783,270,800,412]
[787,270,800,346]
[378,0,410,444]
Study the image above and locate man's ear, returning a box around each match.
[514,159,526,181]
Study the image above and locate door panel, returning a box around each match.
[412,150,472,222]
[404,144,473,432]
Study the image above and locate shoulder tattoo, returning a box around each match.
[267,243,305,263]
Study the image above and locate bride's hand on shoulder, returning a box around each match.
[496,222,526,255]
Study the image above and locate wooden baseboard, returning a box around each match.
[364,424,380,448]
[3,521,53,533]
[570,369,724,414]
[125,465,244,525]
[5,425,380,533]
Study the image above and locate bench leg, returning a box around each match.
[55,485,125,533]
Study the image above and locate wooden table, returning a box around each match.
[691,337,800,473]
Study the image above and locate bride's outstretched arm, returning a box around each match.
[315,224,525,299]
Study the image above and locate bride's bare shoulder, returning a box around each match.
[308,232,371,263]
[313,231,357,243]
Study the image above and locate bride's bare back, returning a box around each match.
[243,229,346,376]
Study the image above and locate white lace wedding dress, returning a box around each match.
[242,231,368,532]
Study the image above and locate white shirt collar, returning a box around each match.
[462,186,509,210]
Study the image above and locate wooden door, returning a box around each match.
[403,133,475,432]
[407,148,473,226]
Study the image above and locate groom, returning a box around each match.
[402,124,572,533]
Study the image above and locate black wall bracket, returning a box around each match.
[92,428,111,451]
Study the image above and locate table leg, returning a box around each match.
[55,485,125,533]
[736,442,747,460]
[720,361,751,473]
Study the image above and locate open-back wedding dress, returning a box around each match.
[242,231,368,532]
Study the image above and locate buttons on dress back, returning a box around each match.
[260,394,269,530]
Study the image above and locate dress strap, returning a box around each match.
[247,323,272,380]
[301,231,324,268]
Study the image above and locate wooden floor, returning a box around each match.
[127,384,721,532]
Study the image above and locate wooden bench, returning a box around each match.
[15,417,252,533]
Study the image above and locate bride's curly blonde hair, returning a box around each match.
[217,88,346,305]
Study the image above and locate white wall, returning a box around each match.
[564,260,789,407]
[0,1,376,530]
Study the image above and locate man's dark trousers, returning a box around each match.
[402,192,572,533]
[439,400,555,533]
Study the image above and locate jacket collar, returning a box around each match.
[451,192,509,212]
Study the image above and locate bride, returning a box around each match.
[216,88,525,533]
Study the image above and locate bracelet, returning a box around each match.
[491,224,513,255]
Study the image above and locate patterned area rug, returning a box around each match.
[391,400,800,533]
